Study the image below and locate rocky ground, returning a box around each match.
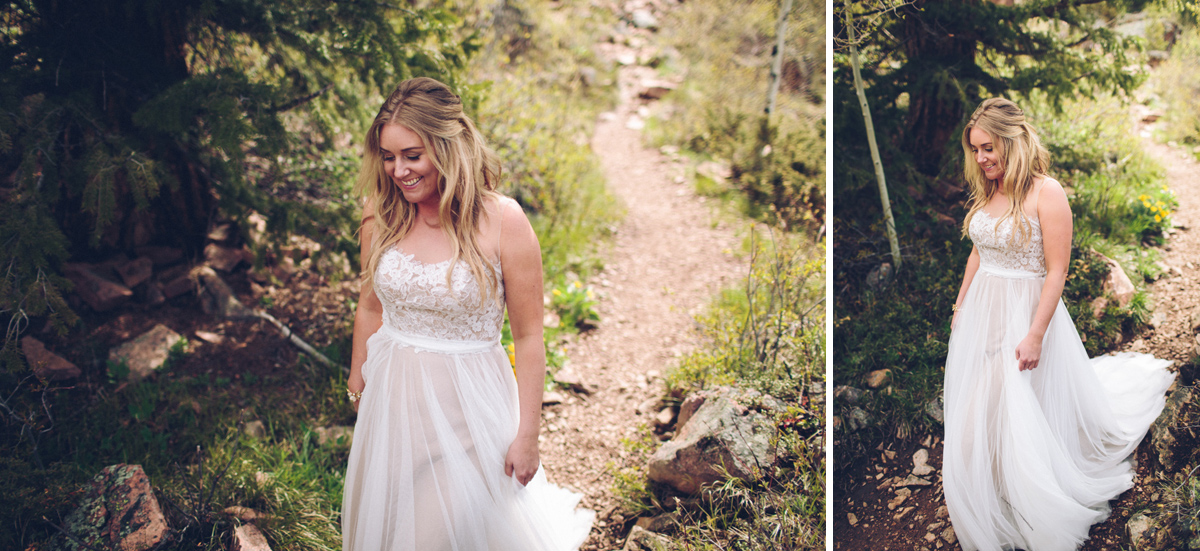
[832,103,1200,551]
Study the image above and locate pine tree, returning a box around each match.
[0,0,474,372]
[834,0,1145,177]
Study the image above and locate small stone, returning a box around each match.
[162,273,194,299]
[894,506,915,520]
[834,385,865,405]
[21,336,80,380]
[134,246,184,266]
[205,243,245,272]
[655,407,676,427]
[244,420,267,439]
[630,9,658,29]
[936,505,949,519]
[847,512,858,526]
[623,525,671,551]
[542,391,565,405]
[63,263,133,312]
[864,369,891,389]
[633,511,678,534]
[924,532,937,543]
[231,523,272,551]
[941,526,957,544]
[897,474,933,487]
[194,330,224,345]
[314,426,353,446]
[887,494,908,510]
[912,448,935,476]
[115,256,154,288]
[616,52,638,66]
[554,368,593,395]
[223,506,268,521]
[108,324,185,381]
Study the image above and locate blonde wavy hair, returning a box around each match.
[354,77,503,302]
[960,97,1051,245]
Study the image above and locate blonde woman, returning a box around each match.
[943,98,1173,551]
[341,77,594,550]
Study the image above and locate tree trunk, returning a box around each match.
[765,0,795,116]
[847,8,902,270]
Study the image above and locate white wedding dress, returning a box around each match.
[342,244,595,550]
[943,209,1175,551]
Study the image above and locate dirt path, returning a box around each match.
[534,18,748,551]
[1134,134,1200,363]
[833,118,1200,551]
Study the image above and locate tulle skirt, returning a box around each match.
[944,265,1174,551]
[342,324,595,551]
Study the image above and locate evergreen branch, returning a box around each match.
[271,83,335,113]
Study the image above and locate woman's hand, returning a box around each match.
[1015,333,1043,371]
[505,433,540,486]
[348,372,365,413]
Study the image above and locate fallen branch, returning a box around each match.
[192,266,341,373]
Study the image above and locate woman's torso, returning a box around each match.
[372,197,507,343]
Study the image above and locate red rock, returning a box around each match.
[205,243,244,272]
[20,336,80,380]
[59,464,172,551]
[161,272,194,300]
[115,256,154,288]
[134,246,184,266]
[231,524,271,551]
[108,324,185,381]
[62,263,133,312]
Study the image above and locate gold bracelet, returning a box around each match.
[952,303,960,312]
[347,389,363,402]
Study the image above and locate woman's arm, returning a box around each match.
[348,201,384,412]
[498,198,546,486]
[952,246,981,331]
[1016,179,1072,371]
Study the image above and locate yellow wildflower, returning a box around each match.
[552,289,562,296]
[586,289,594,299]
[573,280,582,289]
[1151,205,1158,212]
[1155,214,1162,222]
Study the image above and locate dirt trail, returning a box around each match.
[833,121,1200,551]
[1135,135,1200,363]
[534,25,747,551]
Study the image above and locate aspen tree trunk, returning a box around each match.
[846,8,902,270]
[765,0,795,115]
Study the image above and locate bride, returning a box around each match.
[943,97,1175,551]
[340,77,594,550]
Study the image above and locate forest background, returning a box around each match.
[833,0,1200,547]
[0,0,825,549]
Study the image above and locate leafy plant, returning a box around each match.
[550,280,600,332]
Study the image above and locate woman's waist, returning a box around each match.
[375,323,500,354]
[977,262,1045,280]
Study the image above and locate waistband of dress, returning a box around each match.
[978,264,1045,280]
[377,323,499,354]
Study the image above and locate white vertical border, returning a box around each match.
[824,0,834,548]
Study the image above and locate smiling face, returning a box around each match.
[969,127,1004,182]
[379,123,441,210]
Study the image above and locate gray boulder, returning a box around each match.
[108,324,185,381]
[647,387,783,494]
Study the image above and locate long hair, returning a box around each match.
[960,97,1051,244]
[354,77,503,302]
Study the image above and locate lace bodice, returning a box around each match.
[969,210,1046,275]
[373,247,505,343]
